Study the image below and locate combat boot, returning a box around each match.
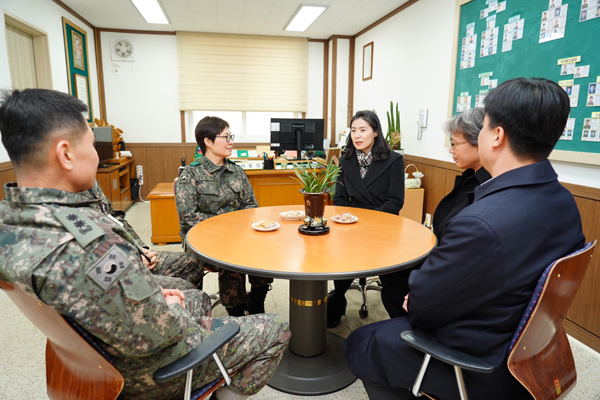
[226,304,246,316]
[247,284,270,314]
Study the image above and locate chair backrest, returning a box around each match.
[507,240,596,400]
[0,281,124,400]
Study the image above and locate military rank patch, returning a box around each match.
[53,209,105,247]
[88,245,131,290]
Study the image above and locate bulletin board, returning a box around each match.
[449,0,600,165]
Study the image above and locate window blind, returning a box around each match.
[177,32,308,112]
[5,24,38,90]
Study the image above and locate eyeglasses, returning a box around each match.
[450,140,469,148]
[215,134,235,143]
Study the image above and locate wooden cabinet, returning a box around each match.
[148,182,181,245]
[400,189,424,223]
[96,157,135,211]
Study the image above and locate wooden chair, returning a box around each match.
[0,280,239,400]
[400,240,596,400]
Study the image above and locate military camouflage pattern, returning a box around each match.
[82,180,204,289]
[175,157,272,308]
[0,184,290,399]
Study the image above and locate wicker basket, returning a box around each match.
[405,164,424,189]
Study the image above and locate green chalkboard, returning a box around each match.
[453,0,600,156]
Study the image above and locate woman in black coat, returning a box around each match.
[328,110,405,328]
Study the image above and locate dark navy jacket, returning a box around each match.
[408,159,585,397]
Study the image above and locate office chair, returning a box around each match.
[400,240,596,400]
[0,280,240,400]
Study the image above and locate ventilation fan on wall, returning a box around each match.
[110,37,135,61]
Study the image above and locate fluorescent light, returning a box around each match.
[131,0,169,24]
[285,4,327,32]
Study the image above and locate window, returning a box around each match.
[186,111,299,143]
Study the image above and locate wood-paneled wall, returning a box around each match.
[0,162,16,200]
[405,154,600,353]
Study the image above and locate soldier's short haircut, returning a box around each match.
[0,89,88,166]
[195,116,229,154]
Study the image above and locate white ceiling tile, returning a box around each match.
[56,0,410,40]
[162,3,193,18]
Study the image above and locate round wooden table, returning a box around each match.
[186,205,437,395]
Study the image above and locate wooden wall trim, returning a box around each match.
[404,154,463,172]
[563,182,600,202]
[309,39,327,42]
[0,161,13,172]
[331,38,337,146]
[96,28,176,35]
[125,142,268,149]
[52,0,95,29]
[180,111,186,143]
[323,40,329,141]
[347,37,355,126]
[94,28,107,121]
[354,0,420,38]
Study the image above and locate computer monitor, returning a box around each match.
[270,118,324,160]
[92,126,114,167]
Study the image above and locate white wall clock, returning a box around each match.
[110,37,135,61]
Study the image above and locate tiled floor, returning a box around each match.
[1,201,599,399]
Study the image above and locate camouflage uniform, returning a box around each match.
[0,184,290,400]
[80,180,204,292]
[175,157,273,308]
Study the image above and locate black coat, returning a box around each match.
[344,160,585,400]
[333,151,405,215]
[432,167,491,240]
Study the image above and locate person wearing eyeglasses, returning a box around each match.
[433,108,491,241]
[176,116,273,317]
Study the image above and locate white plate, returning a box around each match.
[332,214,358,224]
[279,210,305,220]
[252,221,280,231]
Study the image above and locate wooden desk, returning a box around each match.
[147,182,181,245]
[186,205,436,395]
[246,169,303,207]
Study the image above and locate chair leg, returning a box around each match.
[412,354,431,397]
[359,277,369,318]
[212,353,231,387]
[184,369,194,400]
[454,366,468,400]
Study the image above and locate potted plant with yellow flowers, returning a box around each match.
[292,160,340,235]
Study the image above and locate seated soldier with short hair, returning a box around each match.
[0,88,290,400]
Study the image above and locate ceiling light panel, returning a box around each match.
[131,0,169,24]
[285,4,327,32]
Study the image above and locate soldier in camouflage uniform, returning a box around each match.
[176,116,272,317]
[81,179,204,291]
[0,89,290,400]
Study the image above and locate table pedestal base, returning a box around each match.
[267,332,357,395]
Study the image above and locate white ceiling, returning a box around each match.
[59,0,410,39]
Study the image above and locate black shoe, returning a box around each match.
[247,285,270,314]
[226,304,246,316]
[327,291,347,328]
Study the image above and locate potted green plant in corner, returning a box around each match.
[386,101,403,154]
[291,160,340,236]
